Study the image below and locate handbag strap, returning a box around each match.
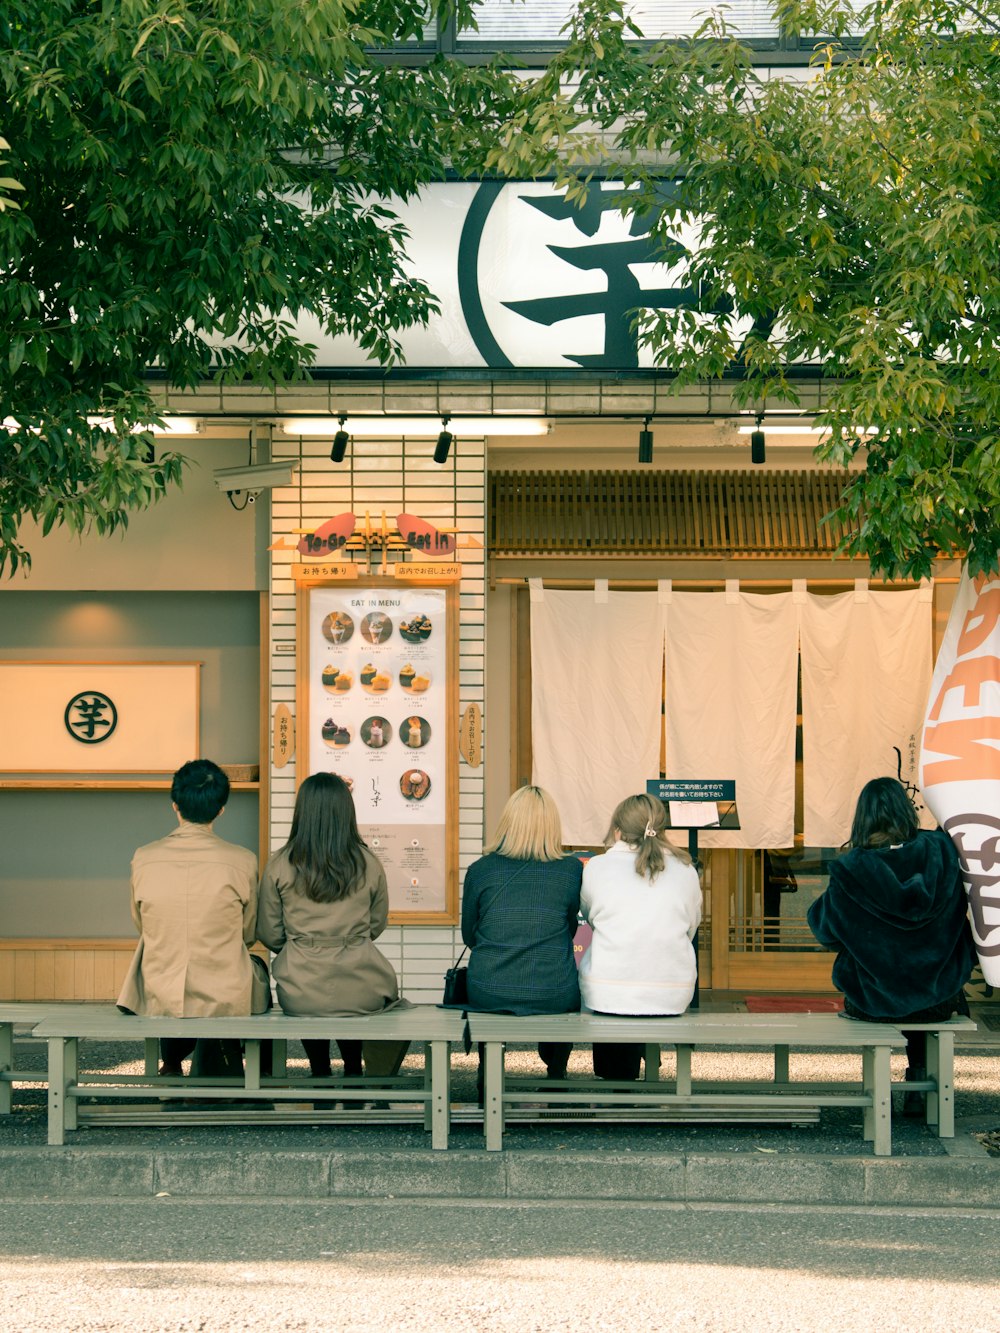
[451,856,533,966]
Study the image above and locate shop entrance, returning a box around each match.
[490,465,955,997]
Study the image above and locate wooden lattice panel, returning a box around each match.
[489,468,856,557]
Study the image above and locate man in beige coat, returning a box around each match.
[117,758,259,1077]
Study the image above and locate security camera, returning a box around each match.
[213,461,299,493]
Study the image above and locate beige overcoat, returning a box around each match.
[117,822,259,1017]
[256,846,399,1016]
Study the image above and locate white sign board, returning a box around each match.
[0,662,200,773]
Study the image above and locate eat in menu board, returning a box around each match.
[308,585,447,913]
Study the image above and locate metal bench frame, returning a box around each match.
[467,1011,975,1155]
[28,1006,465,1149]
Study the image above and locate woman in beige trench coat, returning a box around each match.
[256,772,402,1078]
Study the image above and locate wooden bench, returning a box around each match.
[32,1006,467,1149]
[0,1003,161,1115]
[468,1011,919,1155]
[883,1016,978,1136]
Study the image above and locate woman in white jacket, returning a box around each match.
[580,793,702,1080]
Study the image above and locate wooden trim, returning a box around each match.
[727,955,836,991]
[489,468,863,558]
[512,584,532,789]
[709,850,732,992]
[0,781,259,791]
[258,590,270,869]
[494,577,958,589]
[0,939,136,950]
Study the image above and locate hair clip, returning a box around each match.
[644,822,657,839]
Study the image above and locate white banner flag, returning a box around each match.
[921,566,1000,985]
[801,589,933,848]
[530,590,666,845]
[665,591,799,849]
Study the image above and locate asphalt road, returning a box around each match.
[1,1198,998,1331]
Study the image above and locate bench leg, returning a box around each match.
[0,1023,12,1115]
[644,1044,660,1082]
[47,1036,77,1146]
[675,1045,692,1096]
[271,1039,288,1078]
[484,1040,505,1151]
[926,1032,954,1137]
[244,1041,260,1091]
[863,1045,892,1156]
[423,1041,433,1133]
[144,1038,158,1077]
[774,1044,790,1085]
[429,1039,449,1150]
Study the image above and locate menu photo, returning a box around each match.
[307,583,449,914]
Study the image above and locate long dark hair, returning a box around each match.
[848,777,919,850]
[285,773,367,903]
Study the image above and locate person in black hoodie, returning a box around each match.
[808,777,976,1111]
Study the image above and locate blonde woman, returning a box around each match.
[462,786,583,1090]
[580,793,702,1081]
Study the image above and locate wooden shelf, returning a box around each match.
[0,780,260,791]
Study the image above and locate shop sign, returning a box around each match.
[64,691,118,744]
[273,702,294,769]
[292,562,359,583]
[397,513,455,559]
[459,703,482,768]
[308,180,699,371]
[394,563,462,582]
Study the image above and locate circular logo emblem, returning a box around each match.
[64,691,118,744]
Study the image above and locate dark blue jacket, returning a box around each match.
[807,828,976,1018]
[461,852,582,1015]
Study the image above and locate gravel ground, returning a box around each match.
[3,1197,1000,1332]
[4,1035,999,1157]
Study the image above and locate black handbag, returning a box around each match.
[443,860,531,1008]
[442,946,469,1006]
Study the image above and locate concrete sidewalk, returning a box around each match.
[2,1001,998,1211]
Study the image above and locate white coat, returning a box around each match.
[579,840,702,1015]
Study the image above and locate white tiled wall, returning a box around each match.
[268,434,486,1002]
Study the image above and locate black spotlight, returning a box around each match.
[434,415,453,465]
[750,414,766,465]
[638,416,653,464]
[330,415,349,463]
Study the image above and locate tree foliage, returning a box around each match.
[494,0,1000,578]
[0,0,522,574]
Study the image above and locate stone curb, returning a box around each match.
[1,1148,999,1208]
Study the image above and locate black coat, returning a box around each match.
[807,828,976,1018]
[461,852,582,1015]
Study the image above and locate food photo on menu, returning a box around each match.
[360,611,393,644]
[399,664,430,693]
[322,665,354,692]
[361,663,392,693]
[321,611,355,644]
[361,716,392,749]
[321,719,352,748]
[399,613,432,643]
[322,666,354,698]
[402,716,431,748]
[400,769,431,801]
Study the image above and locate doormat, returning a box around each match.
[744,995,844,1013]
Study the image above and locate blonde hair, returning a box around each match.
[485,785,565,862]
[606,793,692,880]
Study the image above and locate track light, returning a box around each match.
[434,415,453,465]
[638,417,653,464]
[330,416,349,463]
[750,414,766,465]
